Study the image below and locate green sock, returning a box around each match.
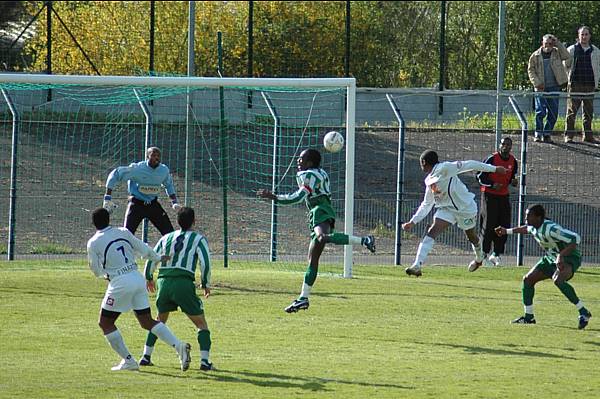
[522,281,535,307]
[556,281,579,305]
[327,233,349,245]
[198,329,211,351]
[145,331,158,347]
[304,264,318,286]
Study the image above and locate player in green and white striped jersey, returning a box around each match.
[257,149,375,313]
[140,207,215,370]
[496,204,592,329]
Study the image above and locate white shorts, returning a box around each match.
[101,271,150,313]
[434,208,477,230]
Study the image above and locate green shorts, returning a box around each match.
[156,277,204,315]
[534,254,582,279]
[308,203,336,239]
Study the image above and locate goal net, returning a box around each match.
[0,74,357,276]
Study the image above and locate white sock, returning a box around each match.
[200,350,210,361]
[151,322,181,350]
[472,241,484,262]
[576,301,585,310]
[300,282,312,299]
[143,345,154,357]
[348,235,362,245]
[414,236,435,267]
[105,329,132,360]
[525,305,534,315]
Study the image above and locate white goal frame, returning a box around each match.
[0,73,357,277]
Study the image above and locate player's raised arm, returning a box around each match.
[453,160,502,175]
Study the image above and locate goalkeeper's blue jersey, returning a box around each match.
[106,160,176,203]
[527,219,581,262]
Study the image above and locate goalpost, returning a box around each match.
[0,74,356,277]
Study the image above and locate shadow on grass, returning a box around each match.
[0,286,101,299]
[214,281,516,303]
[142,368,414,391]
[427,341,578,360]
[584,341,600,349]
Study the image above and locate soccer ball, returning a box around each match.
[323,131,345,153]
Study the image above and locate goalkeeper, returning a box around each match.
[257,149,375,314]
[103,147,181,235]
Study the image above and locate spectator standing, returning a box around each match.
[527,34,570,143]
[564,26,600,143]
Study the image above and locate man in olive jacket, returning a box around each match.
[528,34,570,143]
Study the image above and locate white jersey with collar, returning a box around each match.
[409,160,496,224]
[87,226,161,280]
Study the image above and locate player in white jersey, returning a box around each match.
[402,150,507,277]
[496,204,592,329]
[86,208,192,371]
[139,207,215,371]
[257,149,375,313]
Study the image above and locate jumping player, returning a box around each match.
[402,149,507,277]
[256,149,375,313]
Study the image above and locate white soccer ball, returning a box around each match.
[323,131,345,153]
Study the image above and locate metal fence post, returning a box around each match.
[508,95,528,266]
[261,92,279,262]
[2,89,19,260]
[134,89,153,244]
[386,94,406,266]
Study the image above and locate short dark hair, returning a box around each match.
[177,206,195,230]
[304,149,321,167]
[501,137,512,145]
[578,25,592,36]
[420,150,439,166]
[527,204,545,219]
[92,208,110,230]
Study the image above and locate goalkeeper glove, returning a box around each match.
[171,200,182,211]
[103,195,117,213]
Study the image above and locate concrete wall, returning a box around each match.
[0,86,582,128]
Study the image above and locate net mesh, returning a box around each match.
[0,82,349,263]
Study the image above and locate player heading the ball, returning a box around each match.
[256,148,375,313]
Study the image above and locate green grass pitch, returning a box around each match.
[2,260,600,398]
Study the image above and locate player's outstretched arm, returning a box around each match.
[256,189,276,200]
[495,225,528,236]
[402,221,415,231]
